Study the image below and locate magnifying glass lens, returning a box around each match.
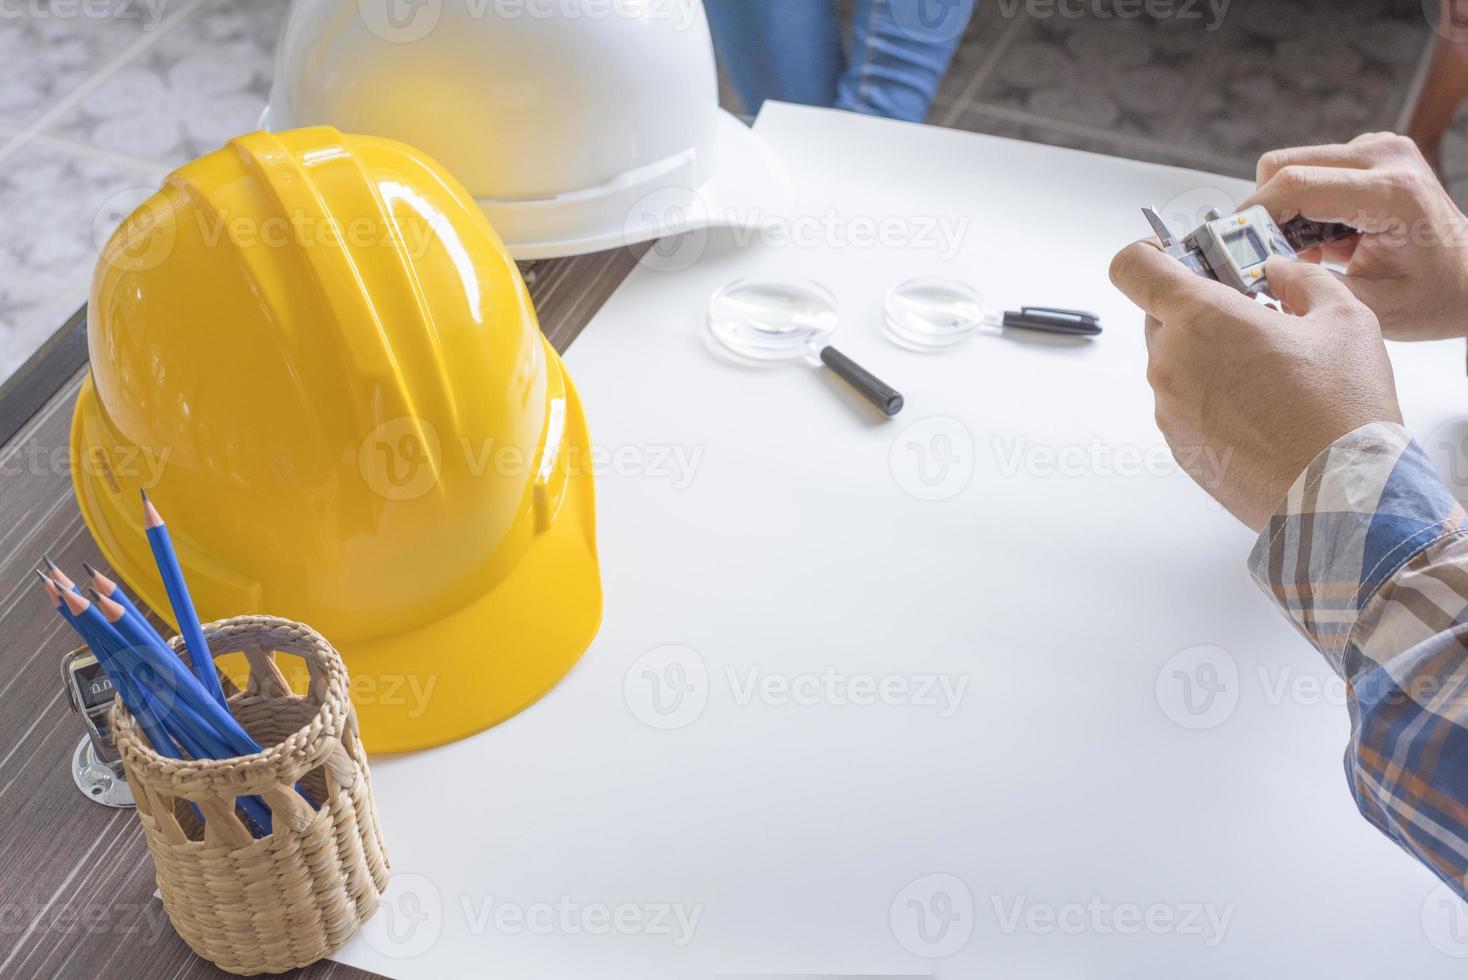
[708,279,839,362]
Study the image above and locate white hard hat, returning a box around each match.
[262,0,790,260]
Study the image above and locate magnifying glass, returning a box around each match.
[707,279,905,417]
[883,277,1102,350]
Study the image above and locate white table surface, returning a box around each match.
[333,102,1468,979]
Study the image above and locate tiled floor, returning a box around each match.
[2,0,1467,388]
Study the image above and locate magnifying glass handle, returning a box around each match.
[819,346,904,417]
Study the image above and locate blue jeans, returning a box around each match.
[704,0,977,123]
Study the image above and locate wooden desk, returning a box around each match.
[0,247,642,980]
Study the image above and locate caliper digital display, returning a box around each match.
[1143,205,1357,297]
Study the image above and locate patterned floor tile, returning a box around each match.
[1176,0,1428,165]
[962,0,1430,167]
[45,0,287,169]
[0,0,181,129]
[0,142,163,381]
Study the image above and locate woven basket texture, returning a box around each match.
[112,615,390,975]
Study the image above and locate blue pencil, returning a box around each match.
[48,579,182,760]
[83,563,148,623]
[141,492,229,708]
[93,592,264,758]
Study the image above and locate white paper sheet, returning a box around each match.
[332,103,1468,978]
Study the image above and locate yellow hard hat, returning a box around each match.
[72,127,602,754]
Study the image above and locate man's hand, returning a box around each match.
[1109,240,1403,531]
[1247,132,1468,341]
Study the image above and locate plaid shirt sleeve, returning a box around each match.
[1249,421,1468,897]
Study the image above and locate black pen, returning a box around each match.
[1000,307,1102,337]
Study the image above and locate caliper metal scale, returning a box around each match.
[1143,205,1357,298]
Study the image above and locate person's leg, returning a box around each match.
[836,0,976,122]
[1406,3,1468,176]
[704,0,845,116]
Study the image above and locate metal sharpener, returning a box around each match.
[61,647,134,808]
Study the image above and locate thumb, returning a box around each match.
[1264,258,1357,316]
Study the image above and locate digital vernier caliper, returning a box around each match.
[1142,205,1357,297]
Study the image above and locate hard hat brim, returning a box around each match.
[493,110,794,261]
[73,347,603,756]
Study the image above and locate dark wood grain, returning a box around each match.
[0,246,643,980]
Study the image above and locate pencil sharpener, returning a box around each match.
[61,647,134,808]
[1182,206,1297,295]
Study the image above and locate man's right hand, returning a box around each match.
[1247,132,1468,342]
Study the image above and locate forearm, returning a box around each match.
[1250,422,1468,894]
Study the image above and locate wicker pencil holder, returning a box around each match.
[110,615,390,975]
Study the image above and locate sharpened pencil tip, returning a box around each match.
[34,571,61,607]
[91,590,124,621]
[82,561,98,578]
[141,495,163,529]
[41,558,75,591]
[60,588,88,616]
